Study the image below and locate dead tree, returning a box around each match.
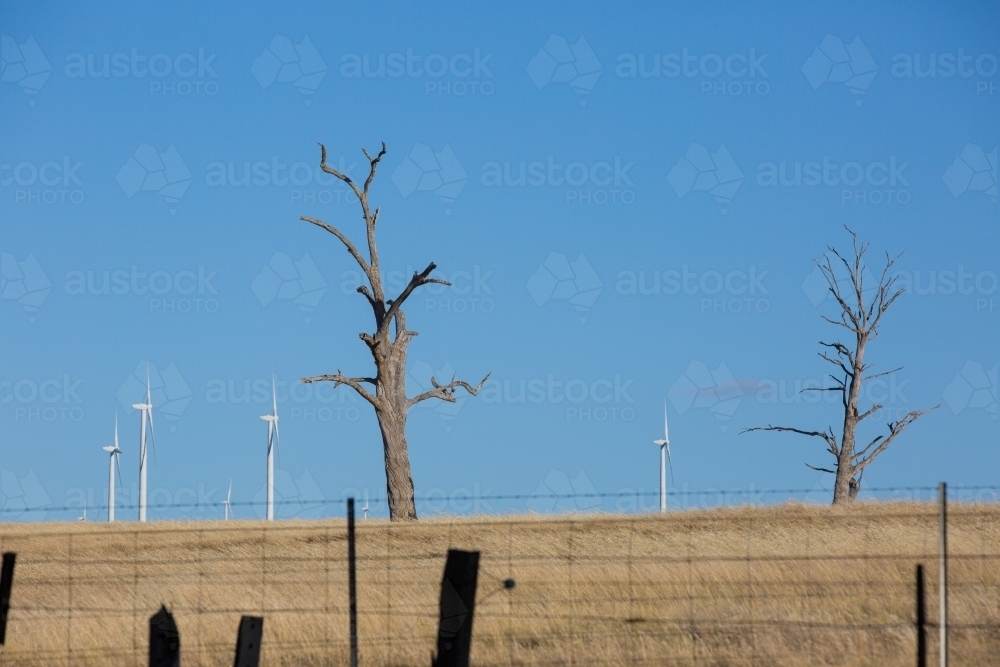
[743,229,937,504]
[300,142,488,521]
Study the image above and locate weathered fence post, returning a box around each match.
[939,482,948,667]
[233,615,264,667]
[149,605,180,667]
[348,497,358,667]
[0,552,15,645]
[431,549,480,667]
[915,564,926,667]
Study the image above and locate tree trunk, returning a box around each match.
[376,403,417,521]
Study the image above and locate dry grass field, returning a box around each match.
[0,501,998,666]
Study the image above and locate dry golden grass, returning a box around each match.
[0,502,998,666]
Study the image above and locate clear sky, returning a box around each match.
[1,1,997,521]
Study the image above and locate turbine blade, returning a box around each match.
[663,400,669,443]
[666,443,674,484]
[114,451,123,488]
[227,480,232,503]
[115,413,120,449]
[148,408,157,464]
[272,374,278,419]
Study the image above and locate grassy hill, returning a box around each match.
[0,501,997,666]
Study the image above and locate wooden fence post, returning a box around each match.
[233,615,264,667]
[149,605,180,667]
[0,552,15,645]
[431,549,480,667]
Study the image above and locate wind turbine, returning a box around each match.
[223,480,233,520]
[652,402,673,513]
[102,414,123,522]
[362,490,369,519]
[260,377,279,521]
[132,365,155,522]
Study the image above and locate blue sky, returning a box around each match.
[1,1,997,520]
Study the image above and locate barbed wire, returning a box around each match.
[3,484,998,517]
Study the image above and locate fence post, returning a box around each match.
[915,564,925,667]
[348,497,358,667]
[149,605,180,667]
[432,549,481,667]
[939,482,947,667]
[0,552,15,645]
[233,615,264,667]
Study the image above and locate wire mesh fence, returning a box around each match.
[0,501,998,666]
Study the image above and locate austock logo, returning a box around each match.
[116,361,193,429]
[616,265,770,314]
[253,469,325,518]
[526,252,602,323]
[252,35,327,105]
[1,35,51,105]
[0,470,50,520]
[801,35,878,106]
[204,153,360,204]
[64,265,220,314]
[943,361,997,420]
[667,143,743,213]
[391,143,468,214]
[942,144,997,203]
[117,144,193,214]
[1,252,51,323]
[527,34,602,106]
[251,252,327,323]
[527,469,601,512]
[668,360,744,432]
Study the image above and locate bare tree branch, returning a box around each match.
[740,425,839,455]
[408,372,491,408]
[302,372,379,407]
[382,262,449,330]
[300,215,371,275]
[805,463,837,474]
[853,406,939,473]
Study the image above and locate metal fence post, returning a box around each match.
[915,564,926,667]
[939,482,948,667]
[348,497,358,667]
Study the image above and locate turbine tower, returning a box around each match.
[102,415,122,522]
[132,366,155,522]
[260,377,279,521]
[652,402,673,513]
